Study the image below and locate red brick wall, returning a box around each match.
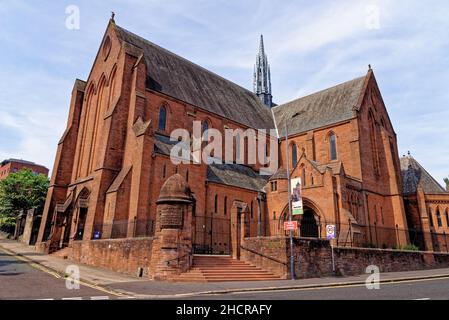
[242,237,449,280]
[0,161,48,181]
[70,237,153,276]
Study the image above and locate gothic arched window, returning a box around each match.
[369,111,380,175]
[202,120,209,142]
[158,106,167,131]
[329,133,337,161]
[436,209,442,227]
[302,167,306,187]
[214,194,218,213]
[429,210,434,227]
[236,133,241,163]
[446,209,449,227]
[291,143,297,168]
[224,197,227,216]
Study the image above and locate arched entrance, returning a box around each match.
[300,208,319,238]
[279,200,322,238]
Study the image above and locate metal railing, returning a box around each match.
[266,219,449,253]
[88,218,155,240]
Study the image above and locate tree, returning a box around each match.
[0,169,49,228]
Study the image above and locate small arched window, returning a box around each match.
[291,143,297,168]
[251,201,254,219]
[436,209,442,227]
[429,210,434,227]
[202,120,209,142]
[310,174,314,186]
[446,209,449,227]
[214,194,218,213]
[224,197,227,216]
[162,164,166,178]
[235,133,242,163]
[329,133,337,161]
[302,167,306,187]
[158,106,167,131]
[369,111,380,175]
[186,170,189,182]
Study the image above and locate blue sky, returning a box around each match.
[0,0,448,185]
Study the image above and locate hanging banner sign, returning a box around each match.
[291,177,303,215]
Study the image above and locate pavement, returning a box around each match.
[2,236,449,300]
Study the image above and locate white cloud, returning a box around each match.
[0,0,448,184]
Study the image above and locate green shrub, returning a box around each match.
[401,244,420,251]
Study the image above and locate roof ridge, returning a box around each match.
[273,75,366,110]
[115,24,260,99]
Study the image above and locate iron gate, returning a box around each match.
[193,215,231,255]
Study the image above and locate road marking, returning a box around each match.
[0,247,125,298]
[222,276,449,296]
[90,296,110,300]
[414,298,431,300]
[62,297,83,300]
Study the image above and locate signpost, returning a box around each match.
[326,225,336,240]
[326,224,337,274]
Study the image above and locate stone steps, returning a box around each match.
[171,255,281,282]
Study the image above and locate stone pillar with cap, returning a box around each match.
[150,174,195,280]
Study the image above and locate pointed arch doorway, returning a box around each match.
[300,208,319,238]
[279,200,322,238]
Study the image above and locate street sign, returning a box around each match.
[326,225,336,240]
[284,221,298,231]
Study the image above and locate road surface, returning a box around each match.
[0,248,118,300]
[187,277,449,300]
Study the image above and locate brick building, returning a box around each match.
[401,154,449,251]
[36,18,449,273]
[0,159,49,181]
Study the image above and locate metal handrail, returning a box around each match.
[239,245,288,266]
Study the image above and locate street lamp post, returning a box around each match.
[284,113,300,280]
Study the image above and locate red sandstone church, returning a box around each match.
[36,18,449,280]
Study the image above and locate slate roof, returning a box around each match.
[273,76,366,136]
[154,134,181,156]
[154,134,269,192]
[207,164,269,192]
[269,168,288,181]
[115,25,275,131]
[400,155,447,194]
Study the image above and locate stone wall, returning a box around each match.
[70,237,153,277]
[241,237,288,278]
[242,237,449,279]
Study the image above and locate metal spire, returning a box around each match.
[253,34,273,108]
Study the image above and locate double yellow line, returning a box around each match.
[0,247,126,298]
